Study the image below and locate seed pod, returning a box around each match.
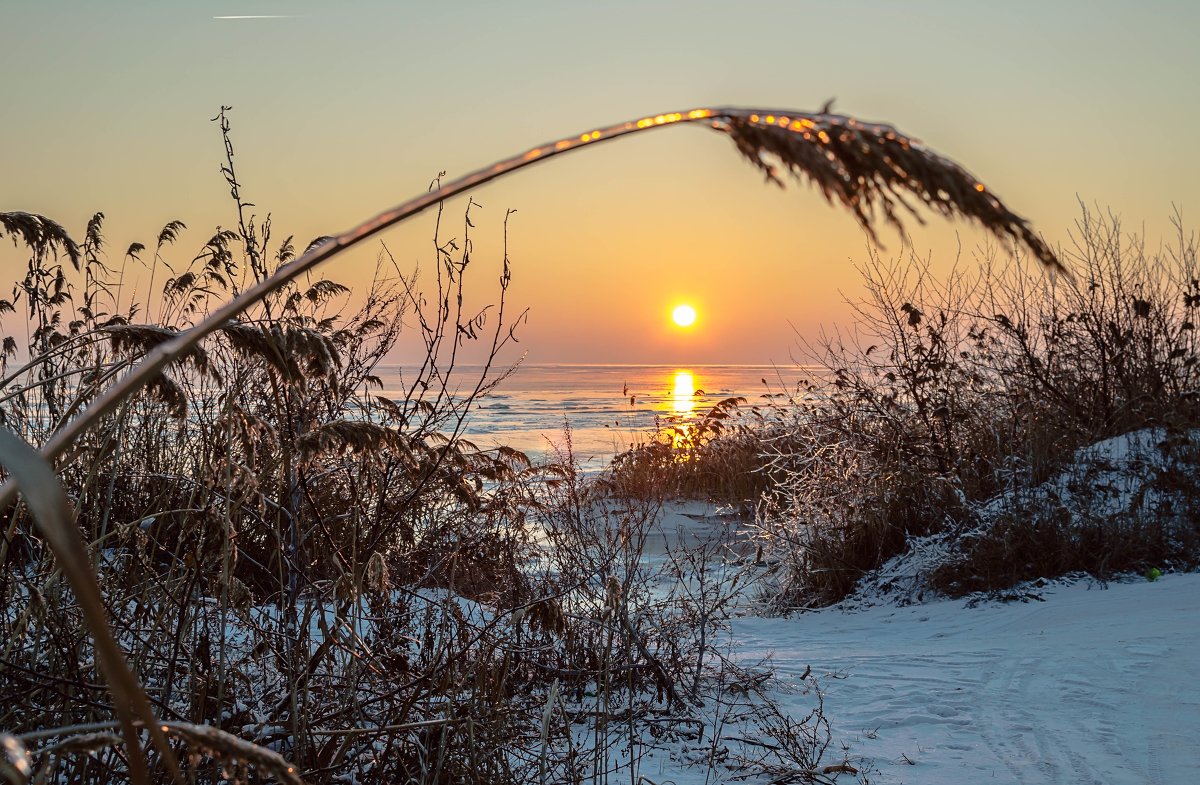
[333,573,358,603]
[226,576,253,610]
[367,552,389,593]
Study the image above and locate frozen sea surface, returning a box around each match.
[378,363,815,470]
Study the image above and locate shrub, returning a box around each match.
[603,396,774,504]
[930,428,1200,594]
[0,121,563,783]
[741,207,1200,606]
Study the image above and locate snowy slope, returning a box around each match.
[729,573,1199,784]
[847,427,1200,607]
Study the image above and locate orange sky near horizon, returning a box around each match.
[3,1,1198,366]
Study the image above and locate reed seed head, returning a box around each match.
[713,107,1063,273]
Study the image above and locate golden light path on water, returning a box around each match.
[380,363,801,471]
[672,370,696,415]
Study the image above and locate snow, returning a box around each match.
[848,427,1199,608]
[989,427,1197,522]
[23,433,1193,784]
[699,572,1200,784]
[633,462,1199,784]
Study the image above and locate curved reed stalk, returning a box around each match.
[0,106,1063,782]
[6,720,304,785]
[0,431,182,785]
[0,104,1061,503]
[0,104,1065,547]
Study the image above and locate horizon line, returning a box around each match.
[381,361,823,370]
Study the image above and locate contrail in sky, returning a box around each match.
[213,15,296,20]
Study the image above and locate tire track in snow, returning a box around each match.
[729,575,1200,784]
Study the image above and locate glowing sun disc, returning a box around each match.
[672,304,697,327]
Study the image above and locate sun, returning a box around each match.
[672,304,697,328]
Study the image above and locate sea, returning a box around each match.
[377,363,815,471]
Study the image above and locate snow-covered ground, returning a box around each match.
[714,572,1199,784]
[623,427,1199,783]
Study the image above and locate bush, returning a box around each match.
[0,122,549,780]
[603,396,774,505]
[0,117,788,784]
[712,207,1200,607]
[930,428,1200,594]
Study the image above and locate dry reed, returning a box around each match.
[0,102,1063,783]
[0,102,1061,504]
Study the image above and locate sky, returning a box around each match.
[3,1,1199,364]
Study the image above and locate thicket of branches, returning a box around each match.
[0,116,843,784]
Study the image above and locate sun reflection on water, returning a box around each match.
[672,370,696,414]
[667,369,701,450]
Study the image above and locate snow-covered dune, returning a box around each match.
[732,573,1199,784]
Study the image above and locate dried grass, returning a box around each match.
[0,102,1060,506]
[743,209,1200,605]
[720,108,1062,272]
[0,102,1057,783]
